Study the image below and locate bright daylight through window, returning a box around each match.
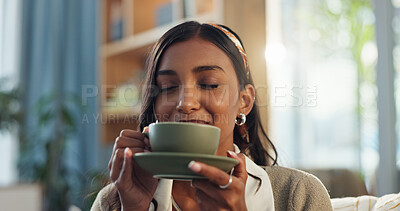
[266,0,386,193]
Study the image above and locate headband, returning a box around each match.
[207,23,249,73]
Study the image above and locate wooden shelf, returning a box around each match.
[102,106,141,120]
[101,11,218,58]
[100,0,223,144]
[99,0,269,144]
[101,106,141,143]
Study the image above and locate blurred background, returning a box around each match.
[0,0,399,210]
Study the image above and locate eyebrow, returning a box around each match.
[156,65,225,77]
[193,65,225,73]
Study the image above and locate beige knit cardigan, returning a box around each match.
[91,166,333,211]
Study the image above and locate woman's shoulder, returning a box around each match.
[262,166,333,211]
[263,165,319,182]
[91,183,121,211]
[263,165,326,194]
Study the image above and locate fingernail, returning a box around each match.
[227,150,238,158]
[188,161,201,172]
[124,147,132,157]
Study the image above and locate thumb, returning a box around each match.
[142,126,151,150]
[227,151,247,182]
[119,147,133,185]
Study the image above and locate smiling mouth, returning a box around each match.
[178,119,210,125]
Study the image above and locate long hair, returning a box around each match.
[139,21,277,166]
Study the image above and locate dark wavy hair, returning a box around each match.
[139,21,277,166]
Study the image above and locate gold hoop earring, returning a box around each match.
[235,113,246,126]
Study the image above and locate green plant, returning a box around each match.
[18,92,81,211]
[0,76,104,210]
[0,78,21,131]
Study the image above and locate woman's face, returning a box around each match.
[154,38,242,155]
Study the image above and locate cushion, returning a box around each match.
[331,193,400,210]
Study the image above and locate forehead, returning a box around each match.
[158,38,236,74]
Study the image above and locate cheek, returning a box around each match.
[204,86,239,125]
[154,94,178,121]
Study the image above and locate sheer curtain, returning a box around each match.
[266,0,371,170]
[19,0,100,206]
[266,0,399,195]
[0,0,21,186]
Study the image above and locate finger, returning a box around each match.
[110,148,144,181]
[111,148,145,182]
[130,147,145,154]
[116,136,146,148]
[191,179,226,202]
[227,151,247,182]
[188,161,232,189]
[109,139,118,170]
[117,148,133,187]
[142,126,151,148]
[110,149,124,181]
[120,129,146,139]
[109,136,146,169]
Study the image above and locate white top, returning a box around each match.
[149,145,275,211]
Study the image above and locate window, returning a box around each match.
[266,0,380,192]
[394,0,400,169]
[0,0,21,185]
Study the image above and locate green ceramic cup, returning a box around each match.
[144,122,221,155]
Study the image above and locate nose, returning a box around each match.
[176,85,200,113]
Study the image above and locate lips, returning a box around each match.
[178,119,210,125]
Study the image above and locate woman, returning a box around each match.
[92,21,333,211]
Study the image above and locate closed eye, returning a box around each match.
[160,86,179,93]
[199,84,219,89]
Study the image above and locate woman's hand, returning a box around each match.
[108,128,158,211]
[190,151,248,211]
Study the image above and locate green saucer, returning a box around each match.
[133,152,239,180]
